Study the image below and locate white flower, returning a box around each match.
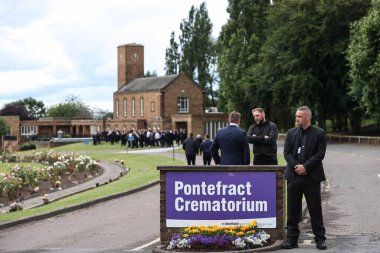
[177,238,190,249]
[246,236,262,246]
[233,237,246,249]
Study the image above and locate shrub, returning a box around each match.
[19,143,36,151]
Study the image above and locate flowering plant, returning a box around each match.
[0,173,23,200]
[167,220,271,251]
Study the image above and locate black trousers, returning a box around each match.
[253,156,278,165]
[286,174,326,242]
[186,154,196,165]
[203,152,211,165]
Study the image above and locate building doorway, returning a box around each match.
[175,122,187,132]
[137,119,147,130]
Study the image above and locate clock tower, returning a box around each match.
[117,43,144,90]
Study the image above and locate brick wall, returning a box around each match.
[1,116,20,151]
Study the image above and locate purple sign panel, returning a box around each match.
[166,171,276,228]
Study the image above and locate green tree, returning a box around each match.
[218,0,271,128]
[260,0,370,131]
[145,70,158,77]
[347,0,380,118]
[15,97,46,119]
[0,117,10,137]
[47,95,92,118]
[165,2,218,106]
[0,103,30,120]
[165,32,180,75]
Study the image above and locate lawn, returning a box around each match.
[0,142,287,223]
[0,143,185,222]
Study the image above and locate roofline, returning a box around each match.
[117,43,143,48]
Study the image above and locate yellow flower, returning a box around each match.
[246,230,256,234]
[183,234,189,238]
[249,220,257,226]
[236,232,245,237]
[241,225,249,232]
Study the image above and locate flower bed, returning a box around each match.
[167,221,271,251]
[0,150,101,207]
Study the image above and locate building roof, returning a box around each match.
[117,74,181,93]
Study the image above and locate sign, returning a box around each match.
[166,171,276,228]
[83,139,89,145]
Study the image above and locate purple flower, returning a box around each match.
[187,234,234,249]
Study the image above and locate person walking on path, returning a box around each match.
[247,108,278,165]
[282,106,327,250]
[182,132,197,165]
[210,111,250,165]
[200,134,212,165]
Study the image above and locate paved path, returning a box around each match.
[0,161,126,214]
[1,143,380,252]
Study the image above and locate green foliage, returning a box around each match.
[0,103,30,120]
[165,2,219,106]
[0,117,10,136]
[47,95,92,118]
[19,143,36,151]
[218,0,272,128]
[165,32,180,75]
[347,1,380,116]
[218,0,371,131]
[145,70,158,77]
[15,97,46,119]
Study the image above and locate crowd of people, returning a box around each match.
[92,128,188,149]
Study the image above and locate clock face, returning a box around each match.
[131,53,138,61]
[119,54,124,64]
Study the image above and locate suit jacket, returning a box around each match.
[210,125,250,165]
[182,137,197,155]
[283,125,326,183]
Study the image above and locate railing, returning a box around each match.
[325,134,380,145]
[278,133,380,145]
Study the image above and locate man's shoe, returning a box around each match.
[316,240,327,250]
[281,239,298,249]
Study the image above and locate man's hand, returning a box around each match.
[264,135,269,140]
[294,164,307,175]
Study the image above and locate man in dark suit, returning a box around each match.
[182,132,198,165]
[210,111,250,165]
[282,106,327,250]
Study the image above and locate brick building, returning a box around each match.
[108,43,227,136]
[1,43,228,150]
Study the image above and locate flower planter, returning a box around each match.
[153,240,282,253]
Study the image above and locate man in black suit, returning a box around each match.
[247,107,278,165]
[210,111,250,165]
[183,132,198,165]
[282,106,327,250]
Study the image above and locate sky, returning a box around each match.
[0,0,229,112]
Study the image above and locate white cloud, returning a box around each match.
[0,0,229,111]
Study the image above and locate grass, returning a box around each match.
[0,143,185,222]
[0,142,287,223]
[0,163,46,173]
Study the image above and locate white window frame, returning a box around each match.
[178,97,189,113]
[132,97,135,117]
[115,99,119,118]
[140,97,144,117]
[123,98,127,118]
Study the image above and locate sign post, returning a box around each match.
[157,165,286,245]
[83,139,89,155]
